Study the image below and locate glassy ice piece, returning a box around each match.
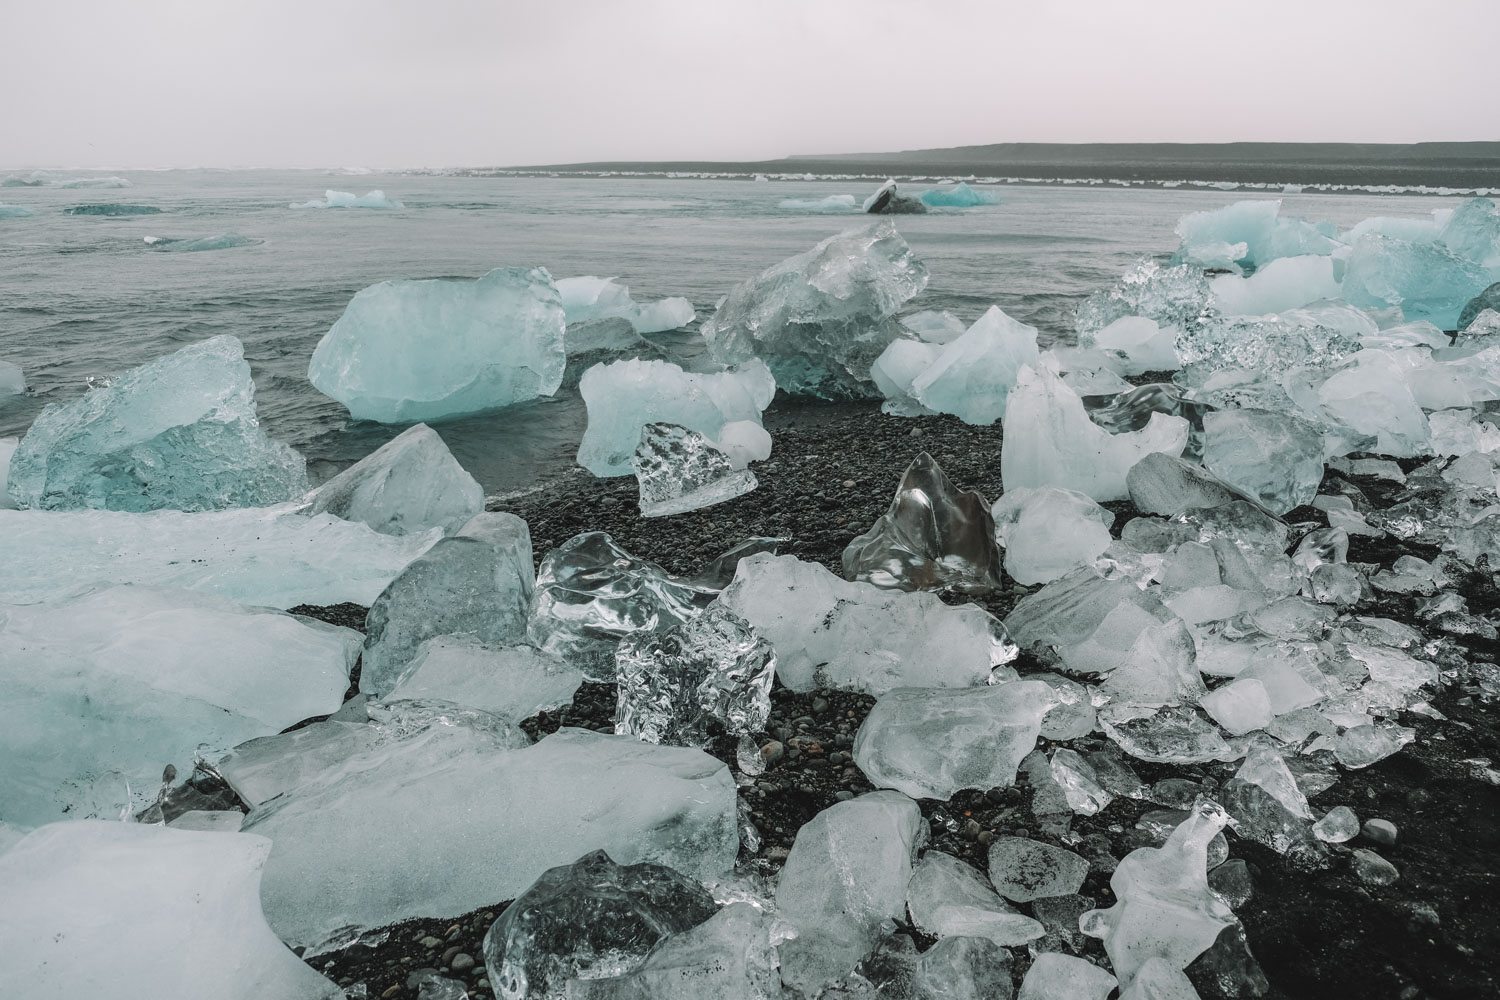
[1017,953,1117,1000]
[1086,316,1181,375]
[854,681,1061,800]
[308,423,482,536]
[987,837,1088,903]
[1317,350,1431,458]
[386,637,583,721]
[245,728,737,952]
[8,335,306,512]
[1174,199,1335,271]
[1002,365,1189,503]
[1209,255,1342,315]
[412,974,467,1000]
[480,850,718,999]
[701,221,929,398]
[1099,705,1233,764]
[907,851,1044,947]
[167,809,245,832]
[993,486,1114,586]
[1312,805,1359,843]
[0,360,25,398]
[908,306,1041,424]
[1084,383,1212,462]
[0,822,342,1000]
[1458,281,1500,330]
[556,275,696,333]
[561,318,673,388]
[871,339,943,415]
[1081,801,1238,987]
[1127,453,1259,517]
[901,309,969,343]
[908,935,1014,1000]
[721,552,1017,694]
[309,268,566,423]
[632,422,757,518]
[0,436,16,509]
[578,358,775,476]
[1311,722,1415,768]
[1198,679,1272,736]
[1342,234,1491,330]
[0,586,358,825]
[1074,259,1212,343]
[0,504,436,607]
[1175,313,1363,383]
[1440,197,1500,267]
[1049,748,1114,815]
[1220,748,1325,866]
[1201,409,1324,516]
[843,452,1003,593]
[361,513,534,696]
[615,603,774,747]
[775,790,923,993]
[1351,848,1399,887]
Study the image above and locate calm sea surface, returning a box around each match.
[0,170,1466,493]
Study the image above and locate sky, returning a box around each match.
[3,0,1496,169]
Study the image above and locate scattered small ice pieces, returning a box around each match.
[480,850,719,999]
[853,681,1060,799]
[360,513,534,697]
[720,551,1017,694]
[1198,678,1273,736]
[8,335,307,512]
[993,486,1115,585]
[577,358,775,476]
[556,275,695,333]
[1313,805,1360,843]
[385,637,583,722]
[0,822,343,1000]
[906,851,1045,947]
[308,268,566,423]
[1017,953,1117,1000]
[615,603,774,748]
[1351,848,1400,887]
[307,424,482,536]
[843,452,1004,593]
[292,189,403,209]
[701,221,929,398]
[632,422,757,517]
[987,837,1089,902]
[1201,409,1325,515]
[775,790,923,992]
[1002,364,1188,502]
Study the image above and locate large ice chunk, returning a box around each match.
[775,790,924,992]
[1440,197,1500,267]
[1209,255,1341,315]
[1458,281,1500,330]
[987,837,1089,902]
[8,335,307,512]
[1017,953,1117,1000]
[1201,409,1325,515]
[0,504,437,607]
[1001,365,1189,502]
[906,306,1041,424]
[992,486,1114,585]
[632,422,758,517]
[1342,234,1491,329]
[1086,317,1181,375]
[1126,453,1259,517]
[308,268,566,423]
[0,586,358,826]
[386,637,584,721]
[700,221,929,398]
[0,822,342,1000]
[245,728,738,951]
[1174,311,1364,383]
[907,850,1044,946]
[577,358,775,476]
[1174,200,1336,271]
[1316,350,1431,458]
[308,424,483,536]
[360,512,534,697]
[842,452,1004,593]
[719,552,1017,693]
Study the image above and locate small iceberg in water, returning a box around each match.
[919,182,1000,208]
[143,233,264,252]
[292,189,404,210]
[64,204,162,216]
[778,194,858,213]
[0,204,31,219]
[2,172,132,189]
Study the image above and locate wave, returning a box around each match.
[778,194,858,213]
[143,233,263,252]
[64,204,162,216]
[0,204,32,219]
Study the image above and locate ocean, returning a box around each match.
[0,169,1467,494]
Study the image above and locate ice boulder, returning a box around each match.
[919,182,999,208]
[246,727,738,951]
[1342,234,1491,330]
[992,486,1115,585]
[0,585,359,825]
[8,336,306,512]
[863,178,928,214]
[1174,199,1336,271]
[1202,409,1325,515]
[1001,365,1189,502]
[308,267,566,423]
[308,423,482,536]
[0,360,24,398]
[907,305,1042,424]
[557,275,695,333]
[577,358,775,476]
[632,422,758,517]
[719,552,1017,694]
[906,850,1045,946]
[0,822,342,1000]
[1209,255,1342,316]
[700,221,929,398]
[385,637,584,722]
[871,338,943,415]
[292,189,402,209]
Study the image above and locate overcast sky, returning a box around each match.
[4,0,1496,168]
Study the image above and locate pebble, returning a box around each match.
[1352,848,1400,887]
[1362,818,1398,846]
[834,790,855,801]
[420,936,443,950]
[761,740,785,766]
[450,953,475,972]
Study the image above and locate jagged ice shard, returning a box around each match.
[0,822,343,1000]
[842,452,1004,593]
[0,585,360,825]
[577,358,775,476]
[308,423,483,536]
[7,335,307,512]
[700,221,929,398]
[308,267,567,423]
[245,728,738,952]
[906,305,1042,424]
[632,422,758,517]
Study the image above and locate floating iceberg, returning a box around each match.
[292,189,403,209]
[143,232,264,252]
[578,358,774,476]
[1,172,130,189]
[632,422,758,517]
[0,822,343,1000]
[308,267,567,423]
[863,179,928,214]
[905,305,1042,424]
[0,585,359,825]
[246,728,737,951]
[1342,233,1491,329]
[556,275,696,333]
[779,194,859,213]
[308,423,482,536]
[0,203,31,219]
[386,637,583,722]
[919,182,999,208]
[1174,199,1336,271]
[992,486,1115,585]
[8,335,307,512]
[0,504,437,607]
[700,221,928,398]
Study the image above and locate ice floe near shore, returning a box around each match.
[292,188,403,209]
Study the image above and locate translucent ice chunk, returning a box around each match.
[0,360,25,397]
[1017,953,1117,1000]
[1099,705,1233,764]
[0,436,16,510]
[386,637,583,721]
[908,305,1041,424]
[907,851,1044,946]
[701,221,929,398]
[919,182,1000,208]
[308,424,483,536]
[577,358,775,476]
[1119,957,1203,1000]
[1087,316,1181,375]
[1439,197,1500,267]
[1198,678,1272,736]
[632,422,757,517]
[902,309,969,343]
[1202,409,1324,515]
[1127,453,1259,518]
[1312,805,1359,843]
[1221,747,1325,866]
[1209,255,1342,316]
[1316,351,1431,458]
[1342,234,1491,330]
[0,822,343,1000]
[308,268,567,424]
[843,452,1004,593]
[720,551,1017,693]
[1175,311,1364,382]
[1174,199,1335,271]
[556,275,696,333]
[992,486,1115,585]
[1074,259,1212,344]
[1458,281,1500,330]
[361,512,534,696]
[8,335,306,512]
[480,849,719,998]
[987,837,1088,902]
